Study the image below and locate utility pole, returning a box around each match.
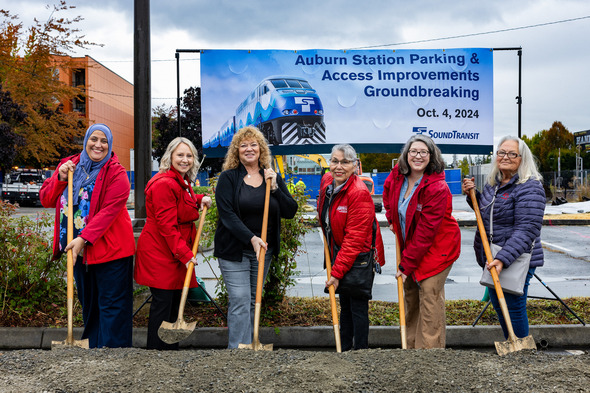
[133,0,151,226]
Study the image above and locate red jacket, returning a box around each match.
[317,173,385,280]
[383,167,460,282]
[134,168,203,290]
[40,152,135,264]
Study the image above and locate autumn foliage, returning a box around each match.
[0,1,99,168]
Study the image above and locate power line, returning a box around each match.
[347,15,590,50]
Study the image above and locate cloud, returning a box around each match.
[4,0,590,139]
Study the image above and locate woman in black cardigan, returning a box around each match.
[214,126,297,348]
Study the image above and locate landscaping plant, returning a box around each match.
[0,200,67,324]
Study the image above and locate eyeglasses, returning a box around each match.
[496,150,521,159]
[408,149,430,158]
[330,158,354,166]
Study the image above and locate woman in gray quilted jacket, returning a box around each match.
[462,135,545,339]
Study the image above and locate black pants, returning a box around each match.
[147,287,182,350]
[339,293,369,351]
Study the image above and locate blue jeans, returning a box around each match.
[73,256,133,348]
[489,267,536,339]
[218,249,273,349]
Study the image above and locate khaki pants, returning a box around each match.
[403,264,452,349]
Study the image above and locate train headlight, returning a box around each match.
[282,109,290,115]
[293,109,298,115]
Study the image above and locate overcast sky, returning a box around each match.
[7,0,590,149]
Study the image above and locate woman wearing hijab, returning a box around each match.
[40,123,135,348]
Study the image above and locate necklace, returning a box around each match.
[247,174,251,178]
[81,166,90,180]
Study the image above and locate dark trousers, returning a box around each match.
[147,287,182,350]
[339,294,369,351]
[73,256,133,348]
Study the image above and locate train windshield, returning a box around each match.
[271,79,288,88]
[270,79,313,89]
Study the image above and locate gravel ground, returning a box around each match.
[1,347,589,392]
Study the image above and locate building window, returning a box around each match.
[72,69,86,114]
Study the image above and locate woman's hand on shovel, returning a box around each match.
[65,236,86,263]
[396,270,408,283]
[58,160,76,182]
[325,276,339,291]
[185,257,197,269]
[487,259,504,275]
[250,235,268,259]
[200,196,212,209]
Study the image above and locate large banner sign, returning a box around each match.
[201,48,493,155]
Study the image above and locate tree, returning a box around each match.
[523,121,575,172]
[358,153,400,172]
[152,87,225,174]
[458,156,470,177]
[0,2,97,167]
[0,84,26,171]
[152,106,177,161]
[180,86,202,154]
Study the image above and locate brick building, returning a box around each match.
[56,55,134,169]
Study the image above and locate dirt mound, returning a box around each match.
[1,347,588,392]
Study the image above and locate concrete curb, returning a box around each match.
[1,325,587,350]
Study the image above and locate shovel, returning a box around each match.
[469,189,536,355]
[158,205,208,344]
[395,234,407,349]
[52,170,89,349]
[238,179,273,351]
[322,234,342,353]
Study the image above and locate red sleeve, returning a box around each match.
[40,170,67,209]
[40,157,77,208]
[331,187,375,280]
[382,170,395,224]
[149,178,194,264]
[399,183,448,275]
[81,165,130,245]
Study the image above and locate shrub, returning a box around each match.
[0,201,66,317]
[194,177,313,312]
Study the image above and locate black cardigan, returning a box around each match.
[213,164,298,262]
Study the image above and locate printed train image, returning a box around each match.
[204,76,326,147]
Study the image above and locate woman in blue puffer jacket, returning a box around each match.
[462,135,545,339]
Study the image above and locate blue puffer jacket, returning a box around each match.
[467,175,545,268]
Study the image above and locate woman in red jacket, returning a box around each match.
[317,144,385,351]
[40,123,135,348]
[383,134,460,349]
[135,137,211,350]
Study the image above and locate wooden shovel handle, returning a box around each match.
[468,188,517,341]
[251,179,271,347]
[323,234,342,353]
[177,205,208,319]
[254,179,271,304]
[395,233,407,349]
[66,170,74,345]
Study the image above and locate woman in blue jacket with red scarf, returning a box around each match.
[383,134,460,349]
[40,123,135,348]
[462,135,545,340]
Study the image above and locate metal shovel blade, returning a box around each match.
[51,338,89,349]
[237,341,273,351]
[495,334,536,356]
[158,319,197,344]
